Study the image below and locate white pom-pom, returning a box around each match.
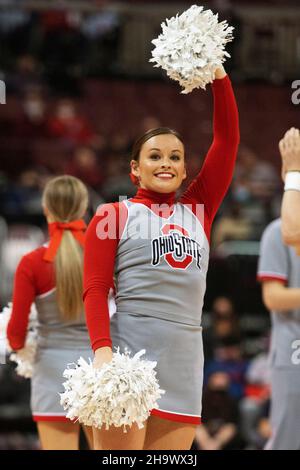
[60,348,165,431]
[0,303,38,378]
[0,302,13,353]
[9,330,38,379]
[150,4,234,93]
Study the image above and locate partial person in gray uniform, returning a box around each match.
[7,176,94,450]
[279,127,300,254]
[258,218,300,450]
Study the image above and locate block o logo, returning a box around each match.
[161,224,193,269]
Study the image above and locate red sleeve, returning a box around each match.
[180,75,240,239]
[83,203,122,352]
[257,274,287,284]
[7,255,36,350]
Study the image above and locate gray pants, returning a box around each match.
[266,368,300,450]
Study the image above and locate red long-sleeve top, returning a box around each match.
[83,75,240,353]
[7,247,55,350]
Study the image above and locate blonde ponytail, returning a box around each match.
[42,175,88,322]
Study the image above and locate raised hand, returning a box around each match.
[279,127,300,181]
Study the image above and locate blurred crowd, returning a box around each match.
[0,86,282,243]
[0,76,282,234]
[0,85,138,223]
[212,145,281,250]
[0,5,283,235]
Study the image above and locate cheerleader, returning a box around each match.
[7,175,93,450]
[83,65,239,450]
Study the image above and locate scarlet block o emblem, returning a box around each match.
[161,224,193,269]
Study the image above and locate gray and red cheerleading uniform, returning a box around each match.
[258,219,300,450]
[83,75,239,425]
[7,223,93,423]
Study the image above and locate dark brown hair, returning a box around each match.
[131,127,184,162]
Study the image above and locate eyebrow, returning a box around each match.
[149,148,182,153]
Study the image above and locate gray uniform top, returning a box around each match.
[258,218,300,369]
[114,200,210,326]
[35,289,90,349]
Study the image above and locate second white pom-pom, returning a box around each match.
[150,4,234,93]
[60,348,165,431]
[0,302,38,378]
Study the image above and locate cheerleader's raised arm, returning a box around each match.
[180,66,240,240]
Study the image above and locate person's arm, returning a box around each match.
[257,220,298,312]
[280,127,300,179]
[282,193,300,248]
[83,203,121,368]
[262,281,300,311]
[213,423,237,450]
[7,256,36,350]
[180,66,240,238]
[194,425,217,451]
[280,128,300,249]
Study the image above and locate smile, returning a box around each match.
[154,173,175,179]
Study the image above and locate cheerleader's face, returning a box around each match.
[131,134,186,193]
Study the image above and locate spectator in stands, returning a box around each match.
[38,10,87,94]
[234,146,279,201]
[123,117,163,158]
[101,154,136,202]
[139,116,162,134]
[229,146,279,239]
[0,10,33,69]
[65,146,104,191]
[204,336,248,401]
[211,200,252,248]
[47,98,94,147]
[193,371,242,450]
[109,132,132,156]
[81,9,121,74]
[0,170,49,225]
[7,55,43,95]
[239,349,271,449]
[15,88,47,140]
[81,9,120,40]
[203,296,241,360]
